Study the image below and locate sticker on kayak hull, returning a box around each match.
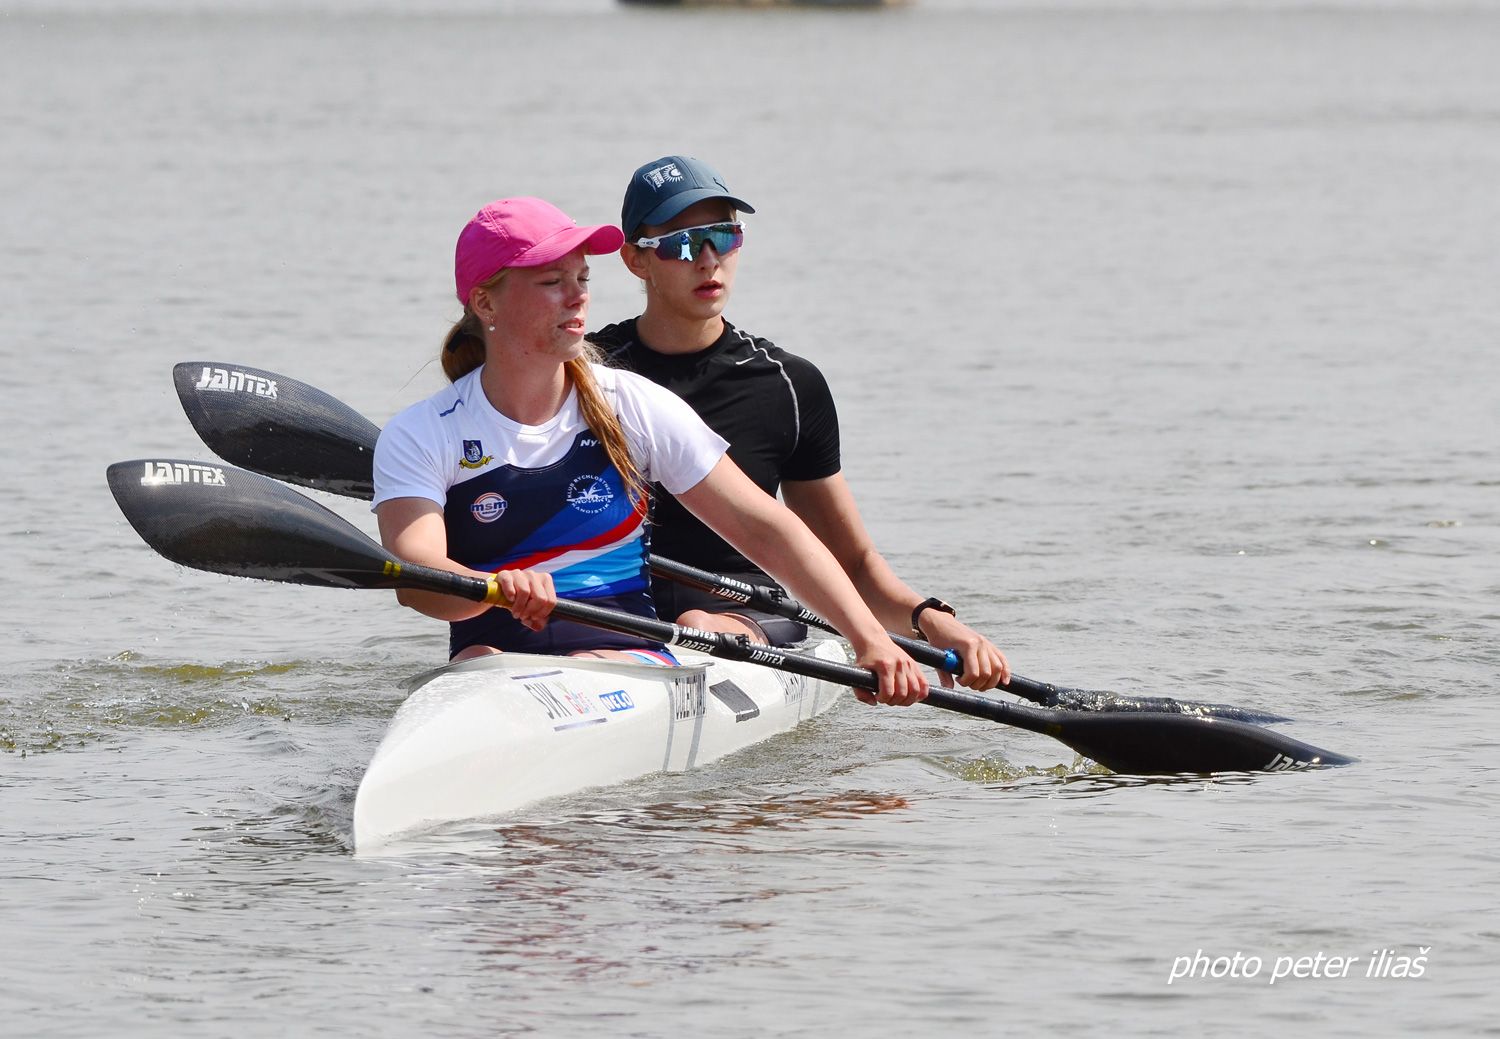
[552,717,607,732]
[710,680,760,723]
[671,671,706,721]
[777,672,805,705]
[524,680,603,730]
[600,690,635,713]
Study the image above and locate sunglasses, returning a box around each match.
[633,222,745,261]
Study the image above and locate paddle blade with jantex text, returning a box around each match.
[107,458,397,589]
[174,361,379,498]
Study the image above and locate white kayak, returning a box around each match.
[352,638,849,851]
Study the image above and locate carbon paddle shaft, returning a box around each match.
[545,598,1352,774]
[645,555,1285,723]
[653,555,1085,695]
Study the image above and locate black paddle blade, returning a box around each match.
[929,689,1353,773]
[174,362,378,499]
[1046,709,1354,773]
[107,459,398,589]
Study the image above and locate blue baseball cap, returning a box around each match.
[621,155,755,240]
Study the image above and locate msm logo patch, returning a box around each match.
[470,492,507,523]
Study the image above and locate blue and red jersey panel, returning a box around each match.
[443,431,664,657]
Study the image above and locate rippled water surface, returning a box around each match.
[3,3,1498,1035]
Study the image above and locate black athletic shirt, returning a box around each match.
[588,318,842,577]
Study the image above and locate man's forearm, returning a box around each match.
[840,547,926,635]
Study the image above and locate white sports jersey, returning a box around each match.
[372,363,728,657]
[374,363,727,509]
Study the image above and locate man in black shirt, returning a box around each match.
[590,156,1008,691]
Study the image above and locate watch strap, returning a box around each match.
[911,597,956,639]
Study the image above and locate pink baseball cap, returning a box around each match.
[454,197,625,304]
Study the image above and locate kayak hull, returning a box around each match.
[352,640,848,851]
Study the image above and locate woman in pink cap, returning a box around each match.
[371,198,926,706]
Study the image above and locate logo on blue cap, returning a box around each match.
[643,162,684,190]
[622,154,755,237]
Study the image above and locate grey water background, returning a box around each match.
[2,1,1498,1035]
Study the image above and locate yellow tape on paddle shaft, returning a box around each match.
[484,574,511,608]
[380,560,510,608]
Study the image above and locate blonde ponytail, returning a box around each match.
[567,350,648,508]
[438,267,647,508]
[440,310,486,382]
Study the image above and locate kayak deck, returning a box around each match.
[352,639,848,851]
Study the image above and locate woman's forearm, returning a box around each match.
[377,497,493,622]
[781,475,924,634]
[733,512,893,651]
[676,461,890,652]
[677,458,929,705]
[838,547,926,635]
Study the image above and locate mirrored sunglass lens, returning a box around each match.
[703,226,744,254]
[653,225,744,261]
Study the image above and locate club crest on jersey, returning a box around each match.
[566,474,614,514]
[643,162,682,190]
[459,440,493,470]
[470,492,507,524]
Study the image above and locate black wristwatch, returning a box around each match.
[911,597,956,639]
